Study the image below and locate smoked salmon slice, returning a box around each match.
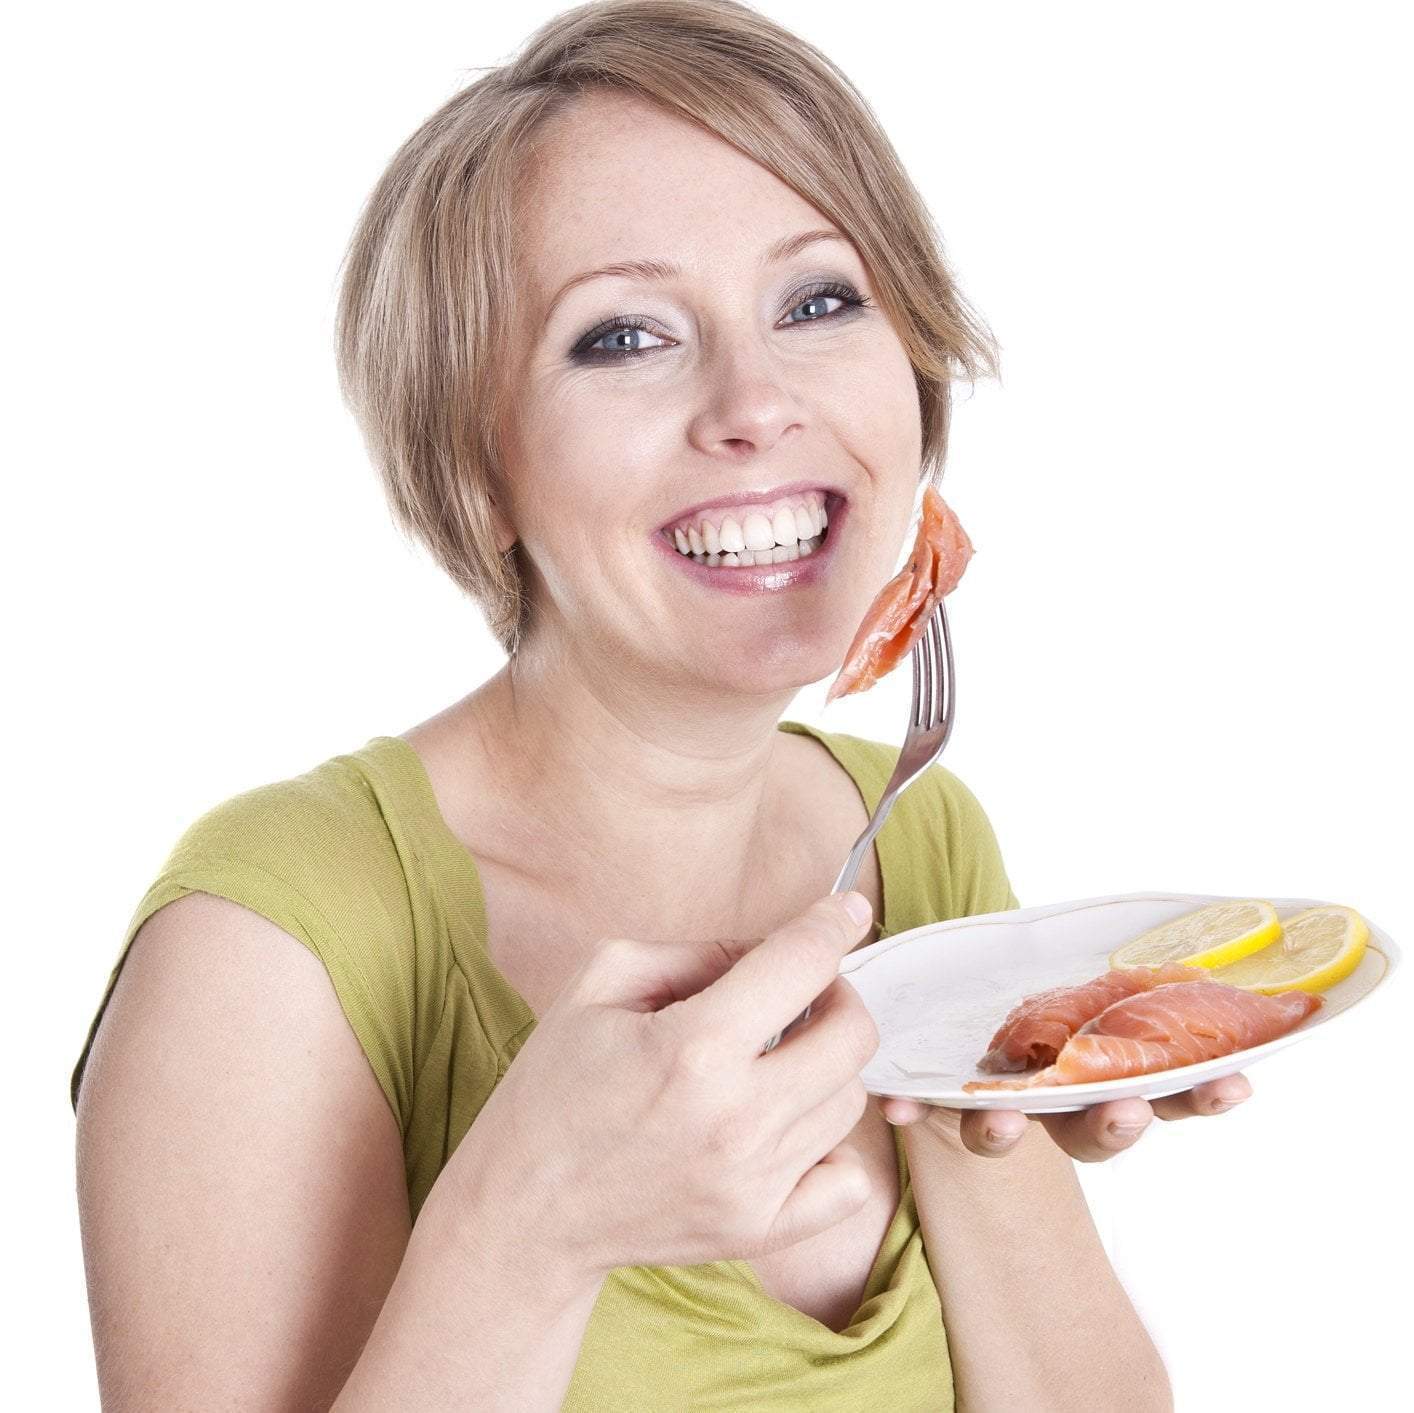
[978,963,1210,1073]
[826,486,973,702]
[963,981,1323,1091]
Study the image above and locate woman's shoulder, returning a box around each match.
[71,737,444,1123]
[780,719,1018,921]
[136,741,432,954]
[779,718,993,819]
[162,739,412,889]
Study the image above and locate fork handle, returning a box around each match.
[831,795,896,896]
[759,785,902,1053]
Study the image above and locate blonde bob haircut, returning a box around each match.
[336,0,998,655]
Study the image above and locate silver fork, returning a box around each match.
[761,597,956,1054]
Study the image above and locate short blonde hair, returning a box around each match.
[335,0,998,655]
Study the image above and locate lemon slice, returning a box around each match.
[1107,900,1281,971]
[1205,905,1369,994]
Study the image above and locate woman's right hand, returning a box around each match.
[451,892,881,1282]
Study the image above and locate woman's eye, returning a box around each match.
[784,292,848,323]
[587,325,670,355]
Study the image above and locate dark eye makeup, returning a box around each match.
[568,280,872,363]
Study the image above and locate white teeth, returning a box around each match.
[677,535,819,568]
[738,544,800,565]
[661,495,825,554]
[722,552,741,566]
[667,494,832,560]
[742,512,775,552]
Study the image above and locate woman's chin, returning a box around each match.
[673,643,841,702]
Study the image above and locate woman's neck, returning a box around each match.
[432,658,811,938]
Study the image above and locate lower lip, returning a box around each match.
[653,499,847,595]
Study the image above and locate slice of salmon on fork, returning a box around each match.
[825,486,973,703]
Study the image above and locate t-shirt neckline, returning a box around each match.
[363,718,911,1336]
[374,718,892,968]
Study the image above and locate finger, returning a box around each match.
[879,1097,927,1126]
[1036,1098,1153,1162]
[765,1147,872,1253]
[583,903,876,1083]
[680,893,874,1054]
[757,975,880,1116]
[1150,1073,1253,1122]
[572,931,759,1011]
[958,1106,1029,1155]
[775,1076,870,1171]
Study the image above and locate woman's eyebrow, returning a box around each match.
[541,228,848,328]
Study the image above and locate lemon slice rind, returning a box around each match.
[1205,905,1369,994]
[1107,900,1282,972]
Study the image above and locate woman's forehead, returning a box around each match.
[518,93,850,302]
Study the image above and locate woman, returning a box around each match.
[72,2,1249,1407]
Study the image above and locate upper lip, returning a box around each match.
[658,480,843,530]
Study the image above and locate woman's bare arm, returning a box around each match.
[333,1147,606,1410]
[903,1118,1172,1413]
[76,892,602,1411]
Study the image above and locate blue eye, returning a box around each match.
[569,280,870,363]
[786,292,846,322]
[585,324,672,356]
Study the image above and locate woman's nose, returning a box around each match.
[684,350,808,460]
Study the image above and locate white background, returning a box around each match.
[7,2,1410,1407]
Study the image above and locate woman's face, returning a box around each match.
[496,89,922,695]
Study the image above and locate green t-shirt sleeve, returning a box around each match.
[871,754,1021,934]
[927,764,1021,916]
[70,762,421,1130]
[784,725,1020,930]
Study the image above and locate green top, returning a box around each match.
[71,720,1018,1410]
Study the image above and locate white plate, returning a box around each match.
[839,891,1400,1113]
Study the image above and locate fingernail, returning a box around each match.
[984,1128,1014,1146]
[842,892,872,927]
[1108,1122,1148,1138]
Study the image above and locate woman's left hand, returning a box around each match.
[879,1072,1254,1161]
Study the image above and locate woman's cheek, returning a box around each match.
[829,344,922,474]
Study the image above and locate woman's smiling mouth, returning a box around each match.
[653,491,845,592]
[663,488,829,556]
